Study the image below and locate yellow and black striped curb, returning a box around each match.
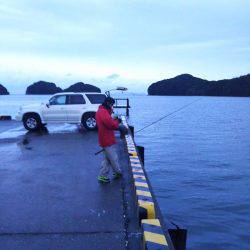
[122,121,156,220]
[121,116,175,249]
[0,116,11,120]
[142,219,169,249]
[135,185,156,220]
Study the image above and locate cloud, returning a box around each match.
[0,2,24,16]
[0,0,249,93]
[106,73,120,80]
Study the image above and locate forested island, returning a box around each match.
[26,81,101,94]
[63,82,101,93]
[26,81,62,95]
[148,74,250,97]
[0,84,9,95]
[2,74,250,96]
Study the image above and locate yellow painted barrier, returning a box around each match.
[129,152,137,157]
[138,200,155,219]
[130,158,140,163]
[135,185,156,220]
[142,219,169,249]
[135,181,148,188]
[130,161,140,165]
[133,174,146,180]
[132,168,144,174]
[136,189,151,197]
[122,116,173,248]
[129,155,139,159]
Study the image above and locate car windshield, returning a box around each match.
[86,94,106,104]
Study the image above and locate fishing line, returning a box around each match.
[135,98,202,134]
[94,98,201,155]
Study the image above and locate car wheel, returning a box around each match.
[23,114,42,131]
[82,114,97,131]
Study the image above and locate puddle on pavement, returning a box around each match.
[0,124,81,140]
[0,126,26,139]
[0,142,22,159]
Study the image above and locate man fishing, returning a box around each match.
[96,96,127,183]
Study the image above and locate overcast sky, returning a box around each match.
[0,0,249,93]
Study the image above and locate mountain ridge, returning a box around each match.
[148,74,250,96]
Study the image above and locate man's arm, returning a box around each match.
[101,110,120,130]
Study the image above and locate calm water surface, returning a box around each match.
[1,94,250,249]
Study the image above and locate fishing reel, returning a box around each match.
[113,114,122,123]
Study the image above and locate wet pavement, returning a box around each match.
[0,121,141,250]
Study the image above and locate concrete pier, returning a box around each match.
[0,121,141,249]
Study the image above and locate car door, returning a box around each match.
[42,95,68,122]
[66,94,87,123]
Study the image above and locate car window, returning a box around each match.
[69,95,86,104]
[49,95,66,105]
[86,94,106,104]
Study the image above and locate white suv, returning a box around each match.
[16,92,106,131]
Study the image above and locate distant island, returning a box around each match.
[26,81,101,95]
[26,81,62,95]
[0,84,9,95]
[63,82,101,93]
[148,74,250,97]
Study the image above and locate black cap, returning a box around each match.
[102,96,115,110]
[103,96,115,106]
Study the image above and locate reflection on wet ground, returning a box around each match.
[0,120,140,250]
[0,121,82,140]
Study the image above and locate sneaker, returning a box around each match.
[113,172,123,179]
[98,176,110,183]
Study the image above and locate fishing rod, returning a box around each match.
[94,98,201,155]
[95,149,105,155]
[135,97,202,134]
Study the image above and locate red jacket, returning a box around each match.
[95,105,119,147]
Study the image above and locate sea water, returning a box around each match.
[0,94,250,249]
